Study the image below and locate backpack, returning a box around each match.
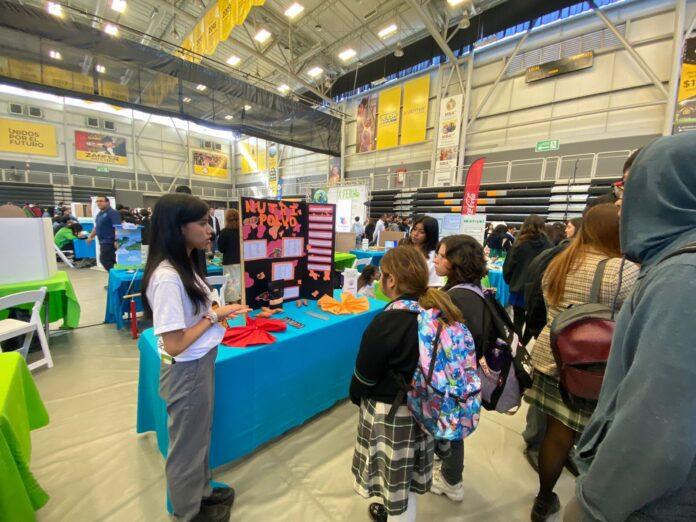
[386,300,481,441]
[550,258,622,405]
[451,284,533,414]
[523,242,569,339]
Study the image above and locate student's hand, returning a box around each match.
[217,303,251,319]
[86,236,93,244]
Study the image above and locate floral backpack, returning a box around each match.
[386,300,481,440]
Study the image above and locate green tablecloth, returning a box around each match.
[0,271,80,329]
[334,252,357,271]
[0,352,50,520]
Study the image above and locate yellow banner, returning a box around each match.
[219,0,233,40]
[401,75,430,145]
[8,59,41,84]
[376,86,401,150]
[239,138,259,174]
[193,22,205,57]
[0,118,57,157]
[43,65,73,91]
[192,149,229,178]
[98,80,129,102]
[204,5,220,55]
[678,63,696,102]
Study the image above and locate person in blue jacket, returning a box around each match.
[565,132,696,521]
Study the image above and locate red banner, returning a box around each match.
[462,158,486,215]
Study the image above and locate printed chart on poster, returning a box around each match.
[240,197,336,309]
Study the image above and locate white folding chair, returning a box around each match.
[206,275,230,306]
[0,287,53,370]
[352,257,373,272]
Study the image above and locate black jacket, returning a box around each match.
[350,296,419,405]
[503,235,552,294]
[217,228,240,265]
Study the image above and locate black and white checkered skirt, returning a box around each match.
[351,398,434,516]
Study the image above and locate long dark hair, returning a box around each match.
[516,214,547,245]
[358,265,378,290]
[405,215,439,255]
[438,235,487,291]
[142,194,210,318]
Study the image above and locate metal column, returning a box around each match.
[457,52,475,185]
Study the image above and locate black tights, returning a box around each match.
[537,414,577,500]
[512,306,526,337]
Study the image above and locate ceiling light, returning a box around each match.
[150,7,159,20]
[394,42,404,58]
[244,104,252,111]
[224,115,234,120]
[47,2,63,17]
[226,55,241,66]
[111,0,127,13]
[307,66,323,78]
[278,84,290,93]
[378,23,397,39]
[314,24,323,32]
[104,23,119,36]
[254,28,271,44]
[459,16,471,29]
[49,50,62,60]
[338,48,357,62]
[447,0,466,6]
[196,84,207,91]
[96,64,106,74]
[284,3,304,19]
[182,97,192,103]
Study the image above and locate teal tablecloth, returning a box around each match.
[349,249,386,267]
[136,290,382,468]
[484,268,510,308]
[105,265,222,329]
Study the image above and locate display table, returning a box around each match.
[0,271,80,329]
[105,265,223,330]
[0,353,50,520]
[349,248,386,267]
[485,268,510,308]
[137,290,383,468]
[333,252,356,271]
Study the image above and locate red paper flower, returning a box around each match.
[221,316,287,347]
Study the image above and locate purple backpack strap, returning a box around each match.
[450,283,485,300]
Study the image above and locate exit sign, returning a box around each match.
[96,166,109,173]
[535,140,560,152]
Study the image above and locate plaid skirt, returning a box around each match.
[352,398,434,516]
[524,371,596,433]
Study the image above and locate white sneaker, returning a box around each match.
[430,469,464,502]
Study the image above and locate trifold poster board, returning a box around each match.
[240,197,336,309]
[0,218,57,284]
[425,213,487,245]
[328,186,367,232]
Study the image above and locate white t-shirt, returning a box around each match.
[373,219,385,244]
[146,260,225,362]
[427,250,445,287]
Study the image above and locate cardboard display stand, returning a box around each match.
[378,230,406,247]
[240,197,336,309]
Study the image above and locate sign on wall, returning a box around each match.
[0,118,58,157]
[674,36,696,133]
[526,51,594,83]
[535,139,560,152]
[376,86,401,150]
[328,185,368,232]
[75,130,127,165]
[355,95,377,153]
[401,75,430,145]
[192,149,229,178]
[434,94,463,185]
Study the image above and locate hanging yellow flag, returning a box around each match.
[376,86,402,150]
[219,0,233,40]
[204,5,220,55]
[401,75,430,145]
[193,22,205,57]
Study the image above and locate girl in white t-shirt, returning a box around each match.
[143,194,249,522]
[400,216,445,287]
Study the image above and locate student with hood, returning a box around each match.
[565,132,696,520]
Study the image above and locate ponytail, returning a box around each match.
[419,287,463,325]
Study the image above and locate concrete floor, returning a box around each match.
[27,266,575,521]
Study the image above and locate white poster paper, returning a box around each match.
[459,214,487,245]
[328,185,367,231]
[334,199,353,232]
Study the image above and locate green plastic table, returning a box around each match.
[334,252,357,271]
[0,352,50,520]
[0,271,80,329]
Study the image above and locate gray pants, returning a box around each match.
[440,440,465,486]
[159,347,217,521]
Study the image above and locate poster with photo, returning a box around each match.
[75,130,128,165]
[115,224,142,268]
[192,149,229,178]
[328,157,341,186]
[355,95,377,153]
[240,197,336,309]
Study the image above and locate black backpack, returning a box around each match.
[523,241,570,339]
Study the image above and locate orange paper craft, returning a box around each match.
[318,293,370,315]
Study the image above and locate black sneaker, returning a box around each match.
[369,503,388,522]
[531,493,560,522]
[202,487,235,508]
[191,503,230,522]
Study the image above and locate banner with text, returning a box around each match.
[376,86,401,150]
[401,75,430,145]
[192,149,229,178]
[434,94,463,185]
[674,36,696,133]
[0,118,57,157]
[75,130,127,165]
[356,95,377,153]
[462,158,486,215]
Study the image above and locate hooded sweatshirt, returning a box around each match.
[575,132,696,521]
